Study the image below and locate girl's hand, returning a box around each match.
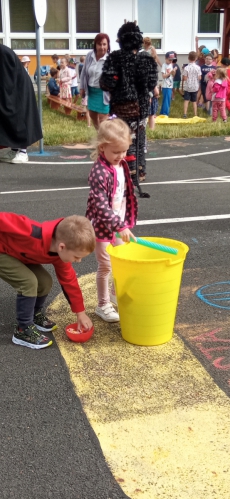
[118,228,136,242]
[76,311,93,331]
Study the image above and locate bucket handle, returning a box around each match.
[116,233,178,255]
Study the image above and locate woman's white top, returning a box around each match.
[88,51,107,88]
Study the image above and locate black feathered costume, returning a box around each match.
[100,22,157,184]
[0,44,42,148]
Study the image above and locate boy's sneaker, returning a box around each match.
[12,324,53,349]
[0,149,17,162]
[34,310,57,332]
[11,151,29,163]
[95,303,119,322]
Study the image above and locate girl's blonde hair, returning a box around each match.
[143,37,152,46]
[91,118,132,160]
[215,67,227,80]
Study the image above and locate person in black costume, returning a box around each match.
[0,44,42,164]
[100,22,158,185]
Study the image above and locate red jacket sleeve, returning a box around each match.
[53,260,85,313]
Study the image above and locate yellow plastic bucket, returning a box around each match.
[106,237,189,346]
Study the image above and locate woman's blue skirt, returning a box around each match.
[88,86,109,114]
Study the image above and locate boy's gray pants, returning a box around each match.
[0,253,53,327]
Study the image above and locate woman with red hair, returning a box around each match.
[80,33,110,129]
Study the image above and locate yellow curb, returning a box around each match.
[48,273,230,499]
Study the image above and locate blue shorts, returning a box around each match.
[149,97,158,116]
[71,86,79,97]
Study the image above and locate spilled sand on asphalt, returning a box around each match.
[48,273,230,499]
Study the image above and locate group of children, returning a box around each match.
[47,54,91,126]
[158,46,230,123]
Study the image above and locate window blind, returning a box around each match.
[44,0,68,33]
[76,0,100,33]
[9,0,35,33]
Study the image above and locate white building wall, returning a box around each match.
[164,0,195,54]
[103,0,134,52]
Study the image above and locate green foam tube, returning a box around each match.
[116,233,178,255]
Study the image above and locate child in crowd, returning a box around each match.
[160,51,176,116]
[148,85,159,130]
[195,37,206,67]
[201,53,216,112]
[59,57,72,101]
[81,94,91,127]
[172,55,183,100]
[68,58,79,103]
[211,68,228,122]
[182,51,201,118]
[143,37,162,66]
[78,56,85,78]
[86,118,137,323]
[51,53,60,70]
[47,67,60,96]
[211,49,219,67]
[0,213,95,349]
[221,58,230,114]
[21,56,30,74]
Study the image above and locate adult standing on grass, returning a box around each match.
[80,33,110,129]
[0,44,42,164]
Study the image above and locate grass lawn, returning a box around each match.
[42,94,230,146]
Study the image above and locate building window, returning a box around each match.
[138,0,162,33]
[76,0,100,33]
[198,0,220,33]
[9,0,35,33]
[76,39,94,50]
[11,39,36,50]
[44,0,68,33]
[44,39,69,50]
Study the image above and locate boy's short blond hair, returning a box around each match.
[91,118,132,161]
[55,215,95,253]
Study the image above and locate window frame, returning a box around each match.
[135,0,164,53]
[3,0,102,56]
[195,0,223,54]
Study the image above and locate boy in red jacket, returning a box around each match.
[0,213,95,349]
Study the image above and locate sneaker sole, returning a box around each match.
[11,158,29,164]
[34,324,58,332]
[12,336,53,349]
[95,310,120,323]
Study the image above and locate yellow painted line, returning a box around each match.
[48,273,230,499]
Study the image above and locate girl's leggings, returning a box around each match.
[212,100,227,121]
[95,238,123,307]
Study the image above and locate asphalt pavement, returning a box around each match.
[1,135,230,499]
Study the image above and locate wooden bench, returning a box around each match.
[47,95,86,121]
